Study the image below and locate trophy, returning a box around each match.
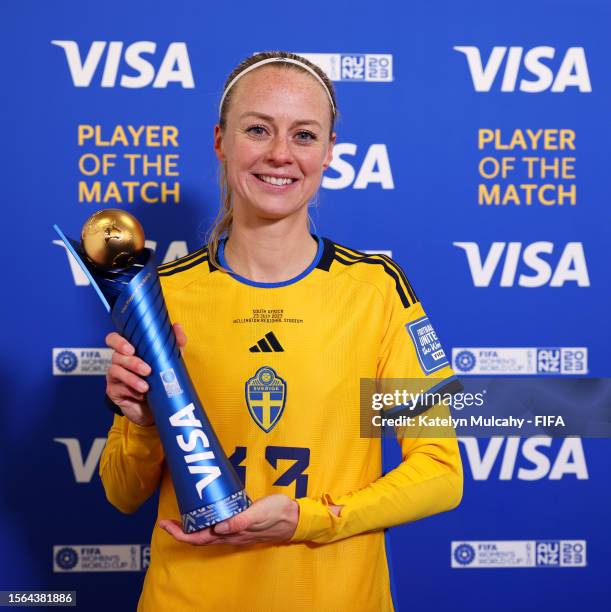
[54,209,250,533]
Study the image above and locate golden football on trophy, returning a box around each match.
[81,209,145,269]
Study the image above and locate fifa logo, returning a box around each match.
[51,41,195,88]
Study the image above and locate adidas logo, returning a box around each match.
[249,332,284,353]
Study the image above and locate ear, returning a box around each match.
[322,132,336,171]
[214,124,224,161]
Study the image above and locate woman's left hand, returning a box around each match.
[158,494,299,546]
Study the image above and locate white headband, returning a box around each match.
[218,56,336,117]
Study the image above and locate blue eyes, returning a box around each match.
[247,125,267,136]
[295,130,316,142]
[245,125,316,142]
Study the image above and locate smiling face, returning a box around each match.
[214,66,336,224]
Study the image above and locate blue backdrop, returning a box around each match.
[2,1,610,610]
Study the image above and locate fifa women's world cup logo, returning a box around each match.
[53,209,250,533]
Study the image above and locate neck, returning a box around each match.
[223,212,318,283]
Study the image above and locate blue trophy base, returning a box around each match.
[182,490,251,533]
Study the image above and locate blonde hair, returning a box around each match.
[207,51,338,270]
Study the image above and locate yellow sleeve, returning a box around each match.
[99,414,165,514]
[290,403,462,544]
[291,273,463,544]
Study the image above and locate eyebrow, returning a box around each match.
[239,111,322,129]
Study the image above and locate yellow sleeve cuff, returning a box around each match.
[290,495,341,543]
[124,421,163,459]
[129,421,160,437]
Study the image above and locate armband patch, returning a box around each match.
[406,316,449,374]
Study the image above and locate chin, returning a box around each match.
[255,206,305,222]
[246,198,307,222]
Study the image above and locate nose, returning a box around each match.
[265,134,293,166]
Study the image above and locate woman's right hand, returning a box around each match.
[105,322,187,427]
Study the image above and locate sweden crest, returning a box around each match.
[245,366,287,432]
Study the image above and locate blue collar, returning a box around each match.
[217,235,323,288]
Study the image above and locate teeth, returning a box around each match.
[257,175,295,186]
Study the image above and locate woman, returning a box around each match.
[102,51,462,612]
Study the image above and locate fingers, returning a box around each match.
[173,322,187,349]
[211,497,279,534]
[105,323,185,397]
[157,496,298,547]
[213,511,253,534]
[206,533,272,546]
[158,520,221,546]
[111,351,151,377]
[107,363,149,394]
[104,329,158,428]
[105,332,135,355]
[157,519,264,547]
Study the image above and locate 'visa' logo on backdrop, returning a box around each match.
[454,46,591,92]
[54,438,107,483]
[323,144,394,189]
[453,241,590,287]
[459,437,588,480]
[51,41,195,88]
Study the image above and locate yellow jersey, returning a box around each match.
[99,236,463,612]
